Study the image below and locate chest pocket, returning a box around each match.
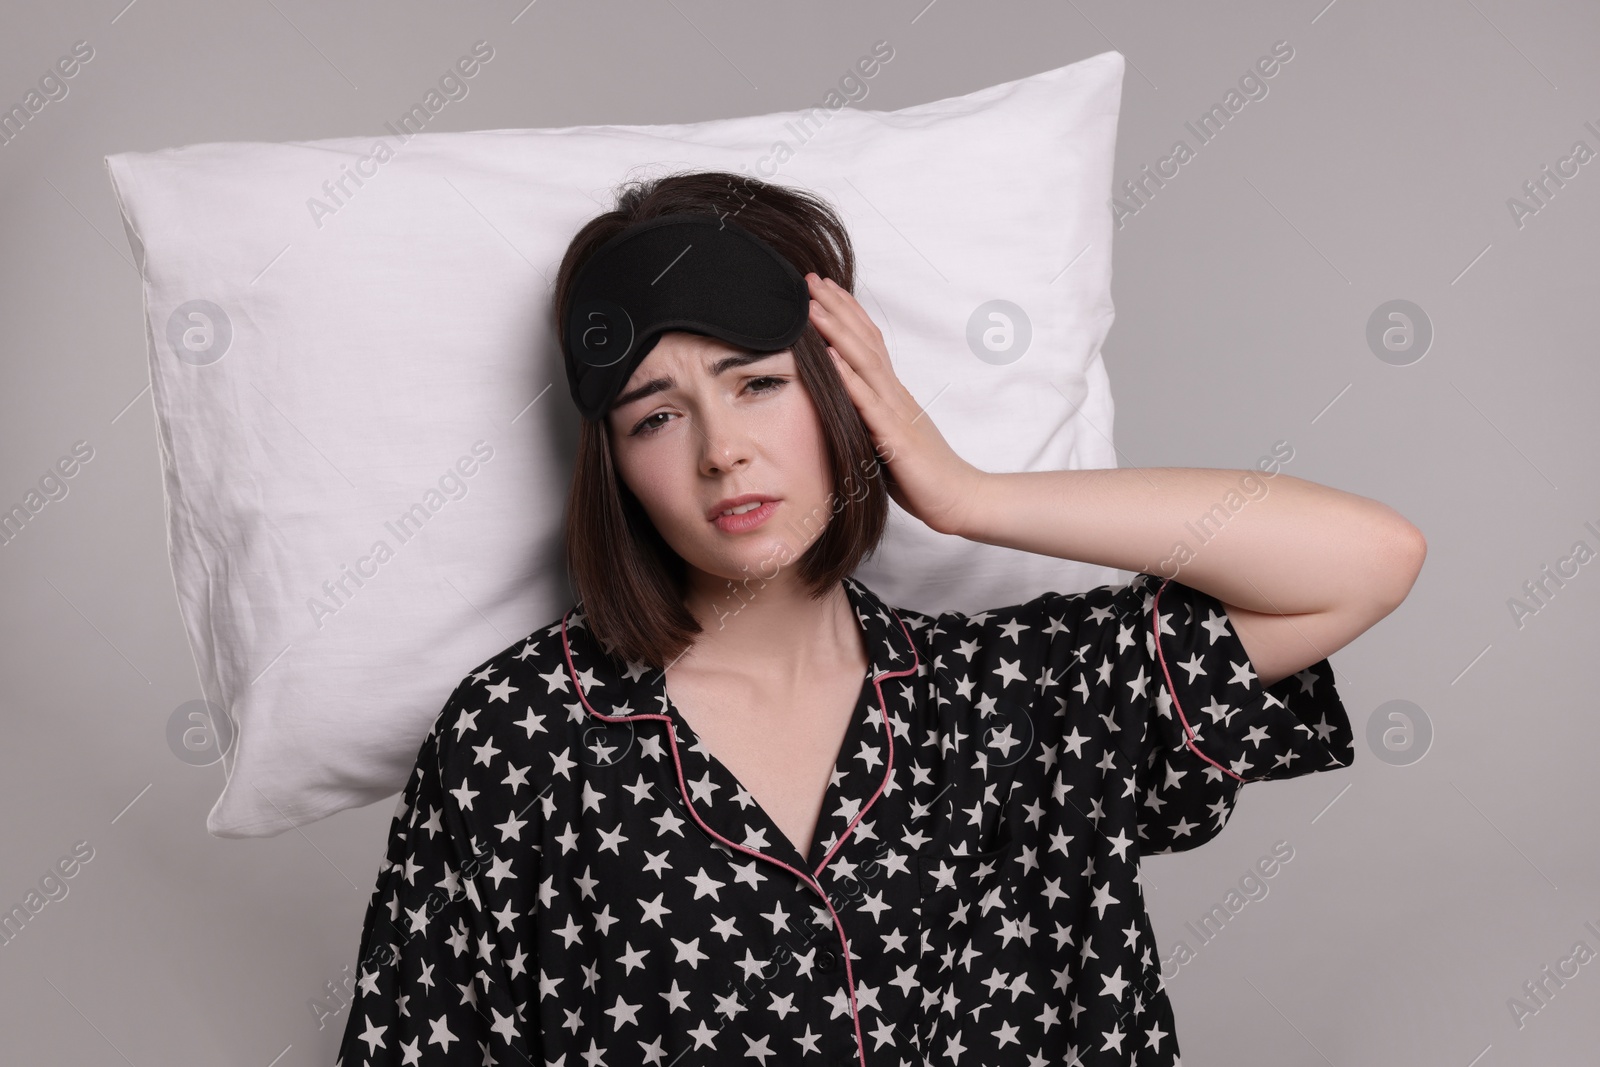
[913,774,1022,897]
[912,803,1039,1056]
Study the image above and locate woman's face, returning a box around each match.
[605,330,835,591]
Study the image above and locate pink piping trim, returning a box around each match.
[558,600,922,1067]
[1150,577,1248,785]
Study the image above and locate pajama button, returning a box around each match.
[816,949,838,972]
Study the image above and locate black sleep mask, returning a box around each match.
[561,211,811,422]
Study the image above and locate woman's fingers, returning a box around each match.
[810,280,879,358]
[816,275,881,340]
[807,274,870,346]
[807,274,899,404]
[804,274,974,531]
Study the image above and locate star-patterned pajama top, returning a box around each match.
[337,571,1354,1067]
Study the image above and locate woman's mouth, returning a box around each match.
[711,499,779,533]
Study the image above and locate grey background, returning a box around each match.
[3,1,1597,1064]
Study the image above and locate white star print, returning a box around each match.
[338,572,1353,1067]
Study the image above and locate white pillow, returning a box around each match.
[105,49,1128,838]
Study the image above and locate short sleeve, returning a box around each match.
[1002,572,1354,856]
[336,682,539,1066]
[1132,573,1352,852]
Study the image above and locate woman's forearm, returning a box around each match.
[949,466,1425,617]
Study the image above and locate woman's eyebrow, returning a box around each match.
[610,350,780,411]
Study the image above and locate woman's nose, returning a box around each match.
[696,405,752,475]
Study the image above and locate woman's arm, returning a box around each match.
[804,273,1426,686]
[946,466,1427,687]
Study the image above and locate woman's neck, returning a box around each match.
[675,573,862,689]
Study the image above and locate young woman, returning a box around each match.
[337,172,1424,1067]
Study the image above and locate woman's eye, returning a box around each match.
[630,412,670,437]
[629,378,786,437]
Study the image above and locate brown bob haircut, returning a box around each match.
[553,170,890,670]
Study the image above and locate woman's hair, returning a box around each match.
[554,170,889,669]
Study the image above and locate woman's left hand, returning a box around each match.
[805,273,983,537]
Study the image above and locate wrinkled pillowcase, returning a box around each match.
[103,48,1129,837]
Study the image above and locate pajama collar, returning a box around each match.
[557,576,926,879]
